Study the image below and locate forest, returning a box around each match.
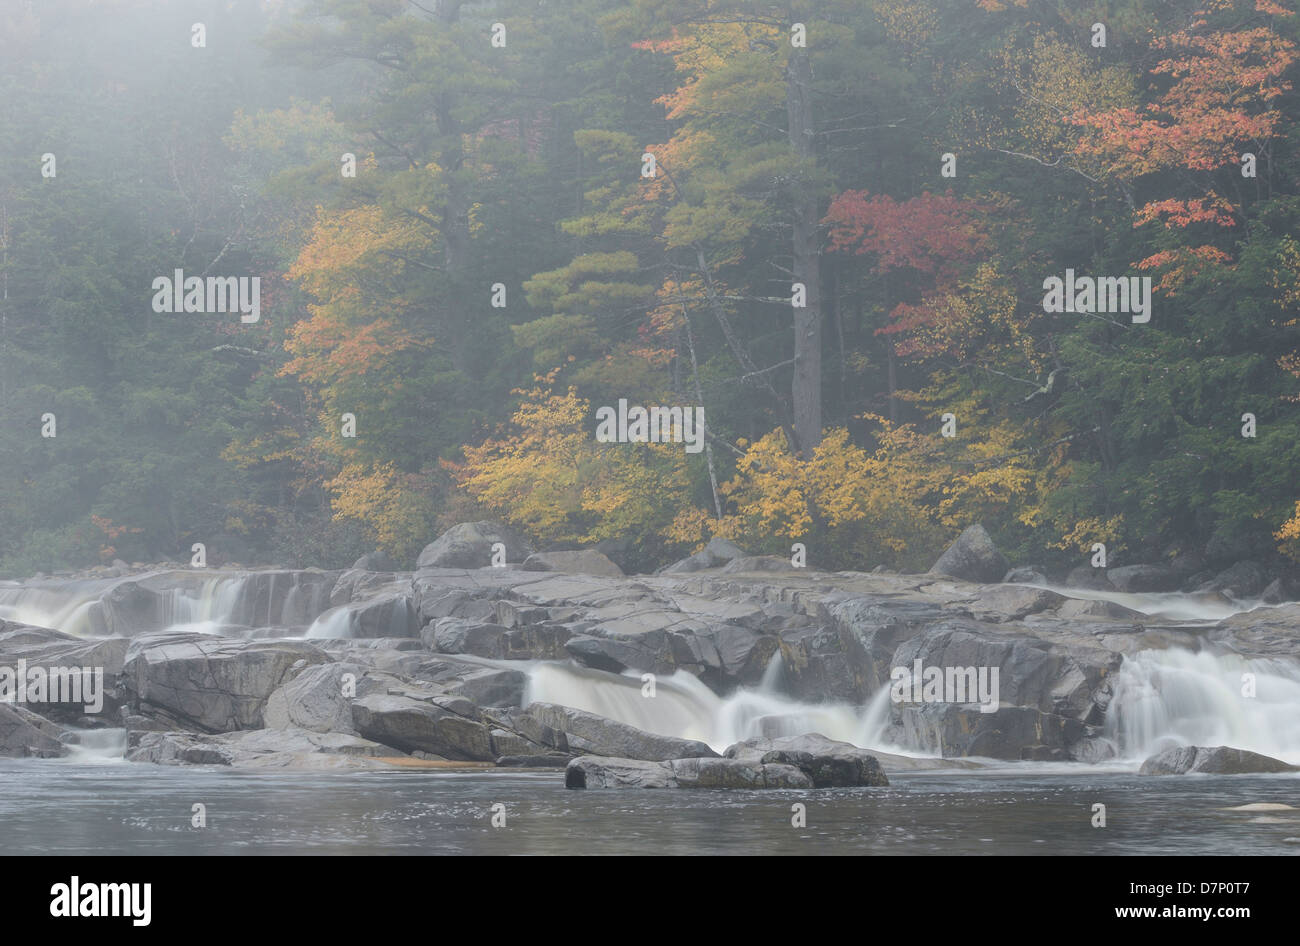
[1,0,1297,579]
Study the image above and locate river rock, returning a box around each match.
[416,521,533,569]
[928,524,1008,584]
[0,623,130,722]
[127,727,401,768]
[1197,561,1269,599]
[350,692,495,760]
[564,754,813,789]
[1002,566,1047,584]
[427,617,571,661]
[661,537,748,574]
[968,585,1067,622]
[264,662,362,734]
[0,703,73,758]
[1065,566,1114,591]
[1138,745,1298,775]
[122,632,332,733]
[522,550,624,577]
[1107,564,1179,593]
[721,555,798,573]
[353,550,398,572]
[527,701,718,761]
[725,733,890,786]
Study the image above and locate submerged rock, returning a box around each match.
[565,755,813,789]
[1139,745,1297,775]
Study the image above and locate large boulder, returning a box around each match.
[352,550,398,572]
[1196,562,1269,599]
[564,755,813,789]
[1107,564,1179,593]
[661,537,748,574]
[526,702,717,761]
[1065,565,1114,591]
[350,693,495,760]
[416,521,533,569]
[522,550,624,578]
[968,585,1067,622]
[126,727,402,769]
[0,623,129,722]
[0,703,73,758]
[928,525,1008,584]
[122,632,332,733]
[427,617,571,661]
[724,733,890,787]
[264,662,362,734]
[1139,745,1297,775]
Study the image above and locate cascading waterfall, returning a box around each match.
[1031,583,1262,622]
[305,606,357,640]
[1104,648,1300,765]
[524,656,899,753]
[0,584,104,636]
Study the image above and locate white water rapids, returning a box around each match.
[3,574,1298,765]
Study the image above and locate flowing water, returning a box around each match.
[2,757,1297,855]
[3,574,1299,854]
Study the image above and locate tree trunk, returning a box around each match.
[786,36,822,457]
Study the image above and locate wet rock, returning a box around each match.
[1056,598,1146,621]
[442,667,528,708]
[522,550,624,578]
[264,662,362,734]
[527,701,717,761]
[122,633,332,733]
[777,624,874,703]
[968,585,1067,622]
[1065,566,1114,591]
[353,550,398,572]
[427,617,570,661]
[565,756,676,789]
[564,755,813,789]
[721,555,798,574]
[351,693,495,760]
[1107,564,1179,593]
[670,756,812,789]
[1002,566,1047,584]
[0,703,73,758]
[661,537,748,574]
[1259,578,1292,604]
[127,727,400,768]
[725,733,889,787]
[495,753,572,767]
[0,623,129,722]
[563,634,673,675]
[1139,745,1297,775]
[416,521,533,569]
[928,524,1008,584]
[1197,561,1268,599]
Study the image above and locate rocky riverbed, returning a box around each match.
[2,522,1298,785]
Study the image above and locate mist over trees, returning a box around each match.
[1,0,1298,578]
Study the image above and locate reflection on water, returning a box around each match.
[2,760,1297,855]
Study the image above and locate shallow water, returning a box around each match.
[2,759,1297,855]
